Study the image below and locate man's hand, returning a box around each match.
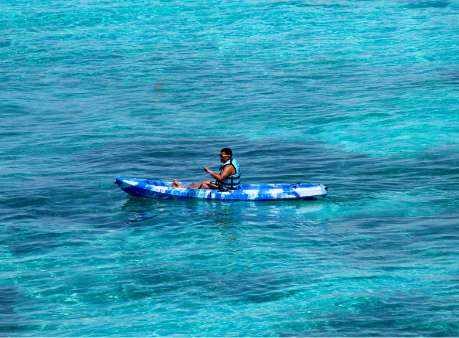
[203,164,234,182]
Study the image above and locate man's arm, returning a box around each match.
[204,165,235,182]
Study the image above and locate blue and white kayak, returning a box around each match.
[115,176,327,201]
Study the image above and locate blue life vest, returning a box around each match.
[219,158,241,190]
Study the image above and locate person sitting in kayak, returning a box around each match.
[171,148,241,190]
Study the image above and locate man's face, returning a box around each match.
[219,152,230,163]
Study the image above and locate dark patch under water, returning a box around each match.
[403,0,450,9]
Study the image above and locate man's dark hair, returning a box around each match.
[220,147,233,157]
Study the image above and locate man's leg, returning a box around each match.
[198,181,219,189]
[172,180,218,189]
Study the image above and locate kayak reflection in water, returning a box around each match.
[172,148,241,190]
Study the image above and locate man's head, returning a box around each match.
[220,147,232,163]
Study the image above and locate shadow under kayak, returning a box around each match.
[115,176,327,201]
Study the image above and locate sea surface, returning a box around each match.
[1,0,459,336]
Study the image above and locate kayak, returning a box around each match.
[115,176,327,201]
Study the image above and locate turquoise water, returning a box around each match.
[2,0,459,335]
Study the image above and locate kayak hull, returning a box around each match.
[115,176,327,201]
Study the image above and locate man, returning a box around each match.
[172,148,241,190]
